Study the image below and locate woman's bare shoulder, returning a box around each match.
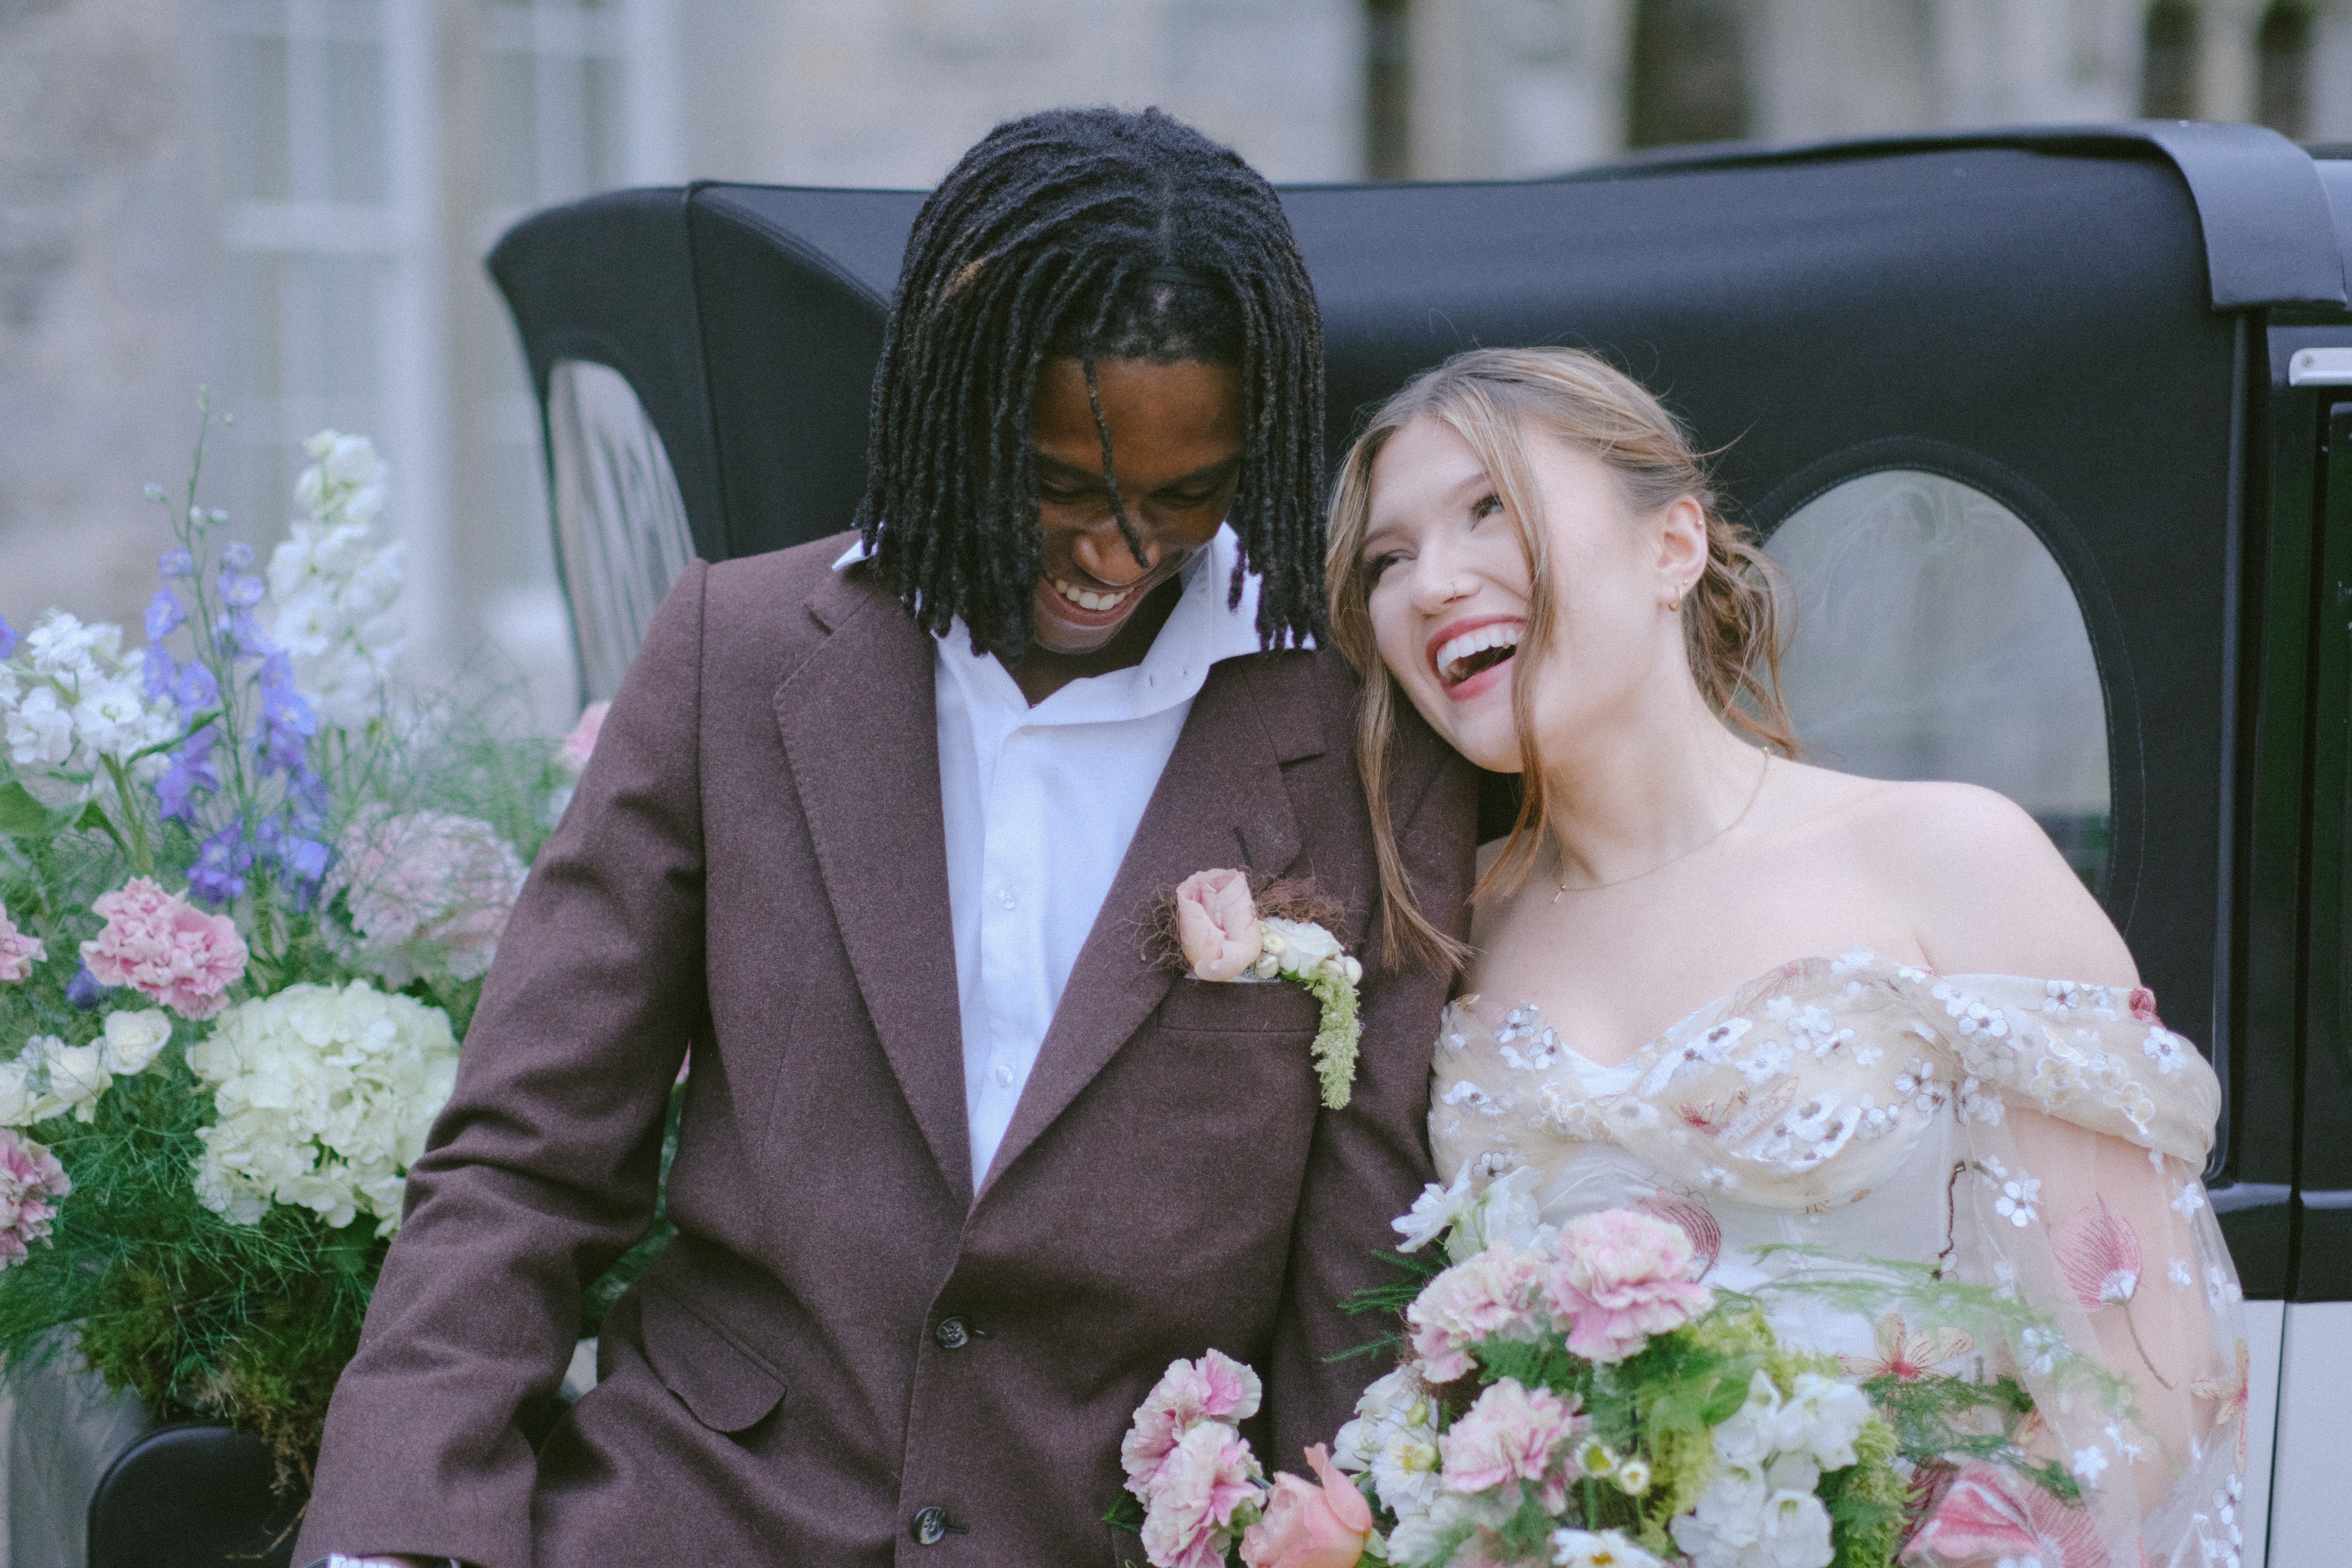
[1788,768,2137,986]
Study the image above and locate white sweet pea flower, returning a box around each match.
[0,1059,35,1127]
[44,1041,112,1120]
[1262,916,1344,975]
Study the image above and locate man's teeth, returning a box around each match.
[1435,624,1521,684]
[1052,577,1135,613]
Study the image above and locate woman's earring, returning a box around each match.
[1668,593,1682,613]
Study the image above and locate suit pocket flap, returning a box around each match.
[1156,975,1323,1034]
[640,1289,787,1433]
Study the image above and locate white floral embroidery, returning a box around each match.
[1852,1043,1883,1066]
[1763,994,1794,1020]
[1787,1004,1854,1059]
[2171,1258,2194,1292]
[1994,1172,2042,1227]
[1895,964,1931,983]
[2070,1445,2108,1482]
[1532,1083,1604,1140]
[1696,1163,1738,1192]
[1853,1094,1899,1139]
[1439,1080,1508,1118]
[1894,1059,1946,1114]
[2020,1325,2067,1375]
[2144,1027,2191,1075]
[2173,1181,2207,1218]
[1831,948,1875,974]
[2044,979,2085,1015]
[1737,1037,1794,1086]
[1956,1076,2004,1125]
[2206,1265,2240,1308]
[2105,1421,2144,1465]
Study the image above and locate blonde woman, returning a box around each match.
[1327,347,2245,1565]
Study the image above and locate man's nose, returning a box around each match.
[1071,521,1160,585]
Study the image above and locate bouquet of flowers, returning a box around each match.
[1120,1175,2120,1568]
[0,402,610,1483]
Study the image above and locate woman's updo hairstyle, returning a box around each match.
[1324,346,1797,970]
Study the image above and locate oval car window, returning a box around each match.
[1764,470,2111,895]
[546,358,699,703]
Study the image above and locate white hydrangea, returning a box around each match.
[187,981,457,1236]
[266,431,404,731]
[0,1010,174,1126]
[0,612,177,806]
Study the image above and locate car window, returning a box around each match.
[1764,469,2111,895]
[546,358,697,702]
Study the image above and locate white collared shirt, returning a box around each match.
[833,528,1267,1186]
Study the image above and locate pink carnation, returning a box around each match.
[1545,1208,1715,1364]
[1438,1378,1583,1494]
[556,701,608,775]
[79,879,247,1020]
[330,808,527,985]
[1124,1349,1265,1498]
[1406,1245,1546,1383]
[1140,1421,1265,1568]
[0,903,44,983]
[0,1129,71,1269]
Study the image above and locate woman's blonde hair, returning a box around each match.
[1325,347,1797,970]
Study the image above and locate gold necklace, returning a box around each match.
[1552,754,1770,902]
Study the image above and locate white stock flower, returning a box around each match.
[100,1009,173,1076]
[187,981,458,1235]
[268,431,403,731]
[1769,1374,1871,1470]
[0,611,177,803]
[0,1060,35,1127]
[1262,916,1344,975]
[40,1040,111,1121]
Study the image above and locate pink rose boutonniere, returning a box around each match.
[1170,868,1365,1110]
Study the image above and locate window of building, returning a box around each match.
[2141,0,2201,118]
[1764,470,2113,895]
[2259,1,2315,139]
[1627,0,1751,149]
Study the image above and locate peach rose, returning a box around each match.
[1239,1445,1371,1568]
[1175,868,1262,982]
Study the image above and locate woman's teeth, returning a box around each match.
[1435,624,1521,685]
[1052,576,1136,613]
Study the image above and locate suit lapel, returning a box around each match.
[978,655,1324,1195]
[773,569,972,1202]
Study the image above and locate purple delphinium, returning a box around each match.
[157,548,194,579]
[0,616,15,662]
[145,588,185,643]
[258,814,331,912]
[188,820,256,906]
[154,725,222,823]
[64,964,106,1010]
[252,654,316,778]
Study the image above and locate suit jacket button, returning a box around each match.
[911,1505,951,1545]
[933,1315,971,1350]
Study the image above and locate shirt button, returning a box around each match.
[996,888,1017,910]
[934,1315,971,1350]
[992,1062,1013,1087]
[911,1505,950,1545]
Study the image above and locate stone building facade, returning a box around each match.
[1,0,2343,728]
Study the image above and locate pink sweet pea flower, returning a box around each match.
[79,879,247,1020]
[1405,1244,1546,1383]
[556,701,608,774]
[1124,1349,1266,1499]
[1140,1422,1265,1568]
[1438,1378,1583,1494]
[1175,868,1261,981]
[1240,1445,1372,1568]
[1545,1208,1714,1364]
[0,903,44,983]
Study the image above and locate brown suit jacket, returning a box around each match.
[297,535,1475,1567]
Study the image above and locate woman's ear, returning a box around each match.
[1654,495,1709,599]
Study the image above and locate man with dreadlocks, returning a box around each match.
[297,107,1473,1568]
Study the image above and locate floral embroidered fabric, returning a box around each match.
[1430,951,2248,1568]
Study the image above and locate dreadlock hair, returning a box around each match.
[853,106,1327,659]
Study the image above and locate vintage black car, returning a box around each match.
[85,122,2352,1566]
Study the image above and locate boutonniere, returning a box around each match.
[1166,869,1364,1110]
